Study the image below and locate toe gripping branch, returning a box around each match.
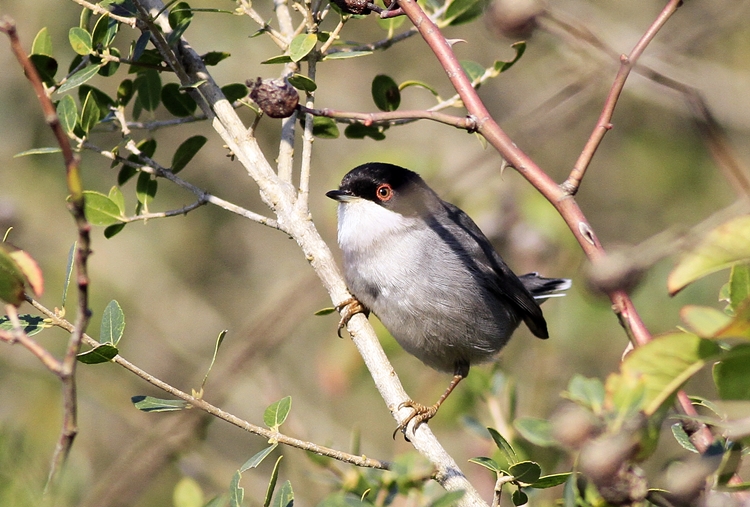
[336,297,368,338]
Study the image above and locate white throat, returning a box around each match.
[337,197,415,253]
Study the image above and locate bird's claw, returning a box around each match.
[392,400,438,439]
[336,297,366,338]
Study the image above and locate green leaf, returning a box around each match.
[264,396,292,430]
[56,95,78,133]
[221,83,248,104]
[468,456,502,473]
[13,147,62,158]
[272,480,293,507]
[0,314,49,337]
[531,473,573,489]
[173,477,204,507]
[681,305,733,337]
[428,490,465,507]
[613,332,722,415]
[104,223,126,238]
[132,31,151,62]
[131,395,189,412]
[511,489,528,506]
[714,344,750,400]
[514,417,556,447]
[460,60,486,82]
[80,91,103,134]
[509,461,542,484]
[322,50,373,60]
[108,186,126,215]
[344,123,385,141]
[78,85,115,120]
[117,79,135,106]
[399,80,439,97]
[77,343,119,364]
[100,299,125,345]
[493,41,526,74]
[563,374,604,413]
[202,51,231,66]
[118,165,138,186]
[200,329,227,392]
[261,55,294,65]
[161,82,197,117]
[314,307,336,316]
[98,47,121,76]
[172,135,207,174]
[264,456,283,507]
[136,69,162,111]
[289,33,317,62]
[239,443,278,472]
[69,27,93,55]
[229,471,244,507]
[92,15,119,49]
[168,2,194,44]
[29,54,58,86]
[671,422,698,453]
[371,74,400,112]
[487,427,517,465]
[136,172,158,205]
[312,117,339,139]
[729,264,750,312]
[669,215,750,295]
[0,247,27,305]
[62,242,75,307]
[446,0,483,25]
[32,27,53,56]
[135,138,157,158]
[82,190,123,226]
[287,74,317,92]
[57,63,102,93]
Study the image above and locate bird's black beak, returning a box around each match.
[326,189,354,202]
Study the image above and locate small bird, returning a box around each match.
[327,162,570,433]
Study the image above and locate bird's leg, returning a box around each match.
[335,297,368,338]
[393,373,464,438]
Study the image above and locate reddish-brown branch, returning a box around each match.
[397,0,651,346]
[562,0,684,194]
[0,16,92,493]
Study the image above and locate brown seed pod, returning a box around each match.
[246,77,300,119]
[330,0,373,15]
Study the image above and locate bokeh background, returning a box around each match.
[1,0,749,505]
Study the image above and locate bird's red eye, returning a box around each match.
[376,184,393,201]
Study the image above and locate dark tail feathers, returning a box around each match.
[519,272,571,303]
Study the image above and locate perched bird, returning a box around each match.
[327,162,570,433]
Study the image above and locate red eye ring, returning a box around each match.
[376,184,393,201]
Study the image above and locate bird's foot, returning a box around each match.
[393,400,438,439]
[336,297,366,337]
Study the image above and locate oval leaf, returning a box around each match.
[714,344,750,400]
[161,82,197,117]
[69,27,92,55]
[0,246,26,306]
[77,343,119,364]
[136,69,162,111]
[221,83,248,104]
[531,473,573,489]
[322,50,373,60]
[0,314,49,337]
[173,477,204,507]
[514,417,557,447]
[272,480,293,507]
[371,74,400,112]
[468,456,502,473]
[131,395,189,412]
[669,215,750,295]
[8,249,44,298]
[56,95,78,133]
[32,27,53,56]
[289,33,317,62]
[100,299,125,345]
[136,173,158,205]
[312,117,339,139]
[80,91,102,134]
[172,135,207,174]
[57,63,102,93]
[29,54,58,86]
[487,427,518,465]
[264,396,292,429]
[509,461,542,484]
[82,190,123,226]
[287,73,317,92]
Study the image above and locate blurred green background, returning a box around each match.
[1,0,749,505]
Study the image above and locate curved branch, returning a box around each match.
[299,105,478,130]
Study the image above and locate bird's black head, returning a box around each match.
[326,162,436,216]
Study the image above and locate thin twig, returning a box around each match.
[121,199,208,223]
[300,105,478,130]
[561,0,684,194]
[297,56,317,211]
[27,296,390,470]
[237,0,288,49]
[69,0,138,27]
[0,16,92,494]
